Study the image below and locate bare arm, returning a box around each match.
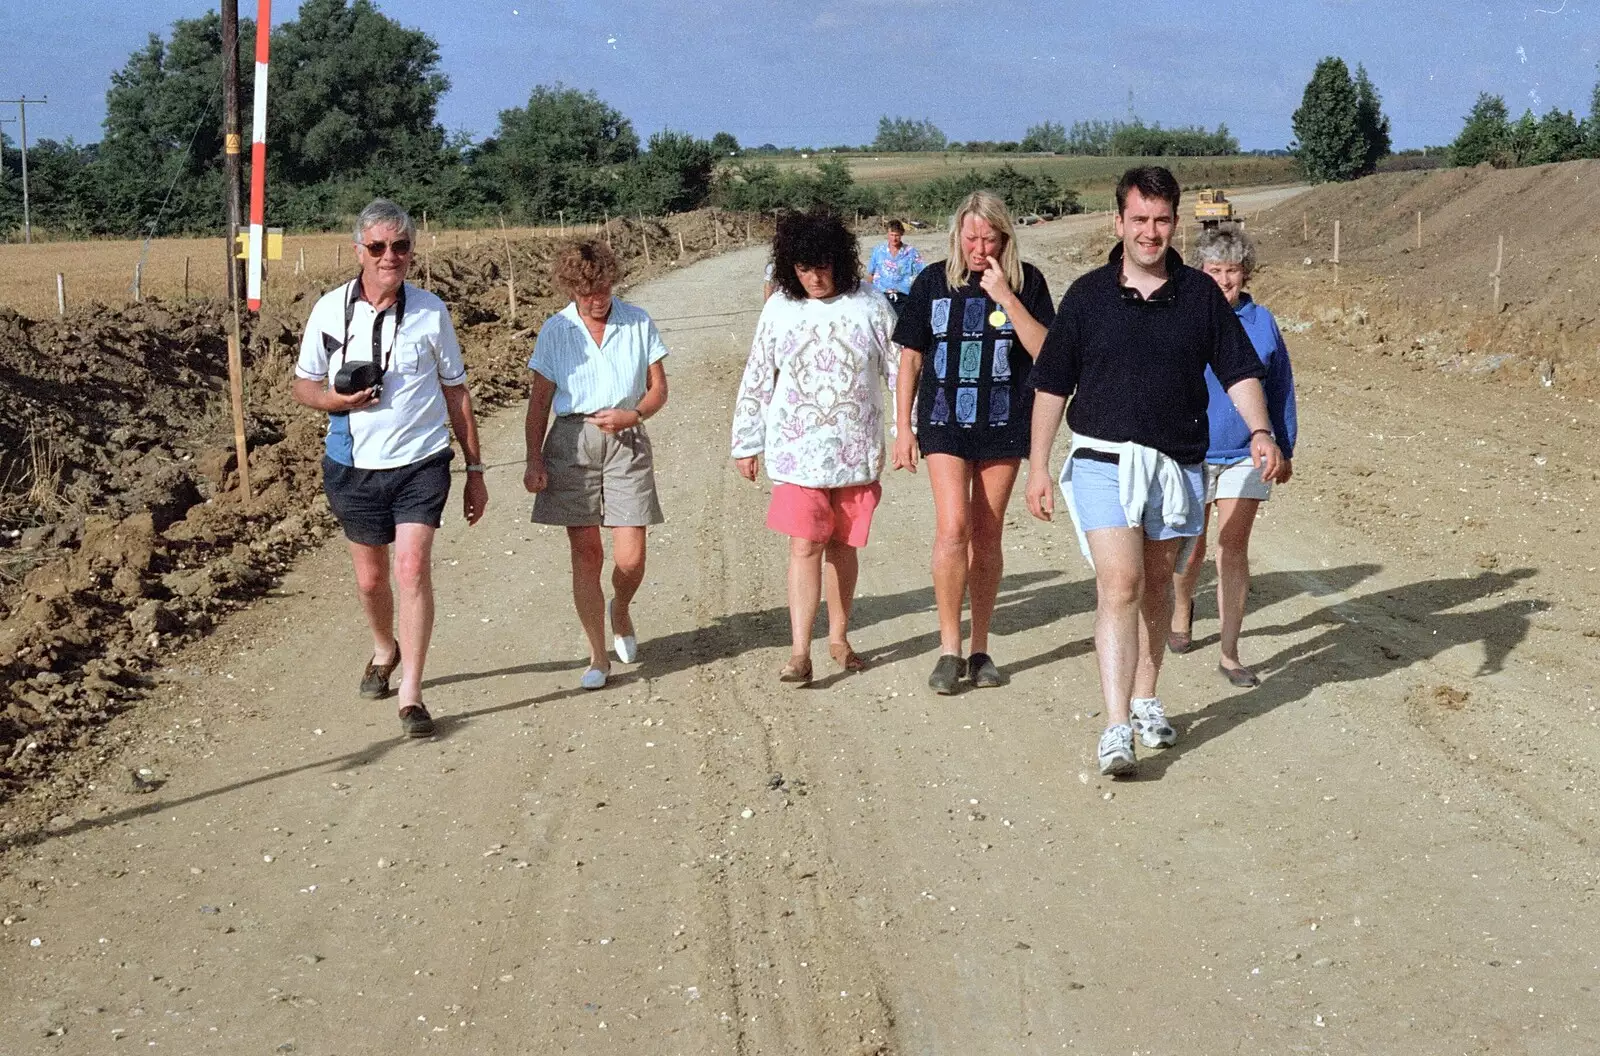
[292,376,376,414]
[978,256,1049,357]
[892,347,923,472]
[523,372,557,493]
[1024,390,1068,521]
[442,382,487,524]
[1224,376,1286,482]
[588,361,668,433]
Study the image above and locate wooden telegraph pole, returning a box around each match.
[1,96,48,244]
[221,0,252,501]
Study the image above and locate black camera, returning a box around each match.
[333,361,384,400]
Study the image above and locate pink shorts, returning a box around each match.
[766,482,882,548]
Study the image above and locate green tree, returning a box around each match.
[709,131,741,156]
[475,84,639,220]
[621,130,715,215]
[268,0,449,188]
[1291,57,1365,182]
[874,116,946,152]
[1450,93,1511,167]
[1507,109,1538,166]
[1353,65,1392,175]
[1584,65,1600,158]
[1020,120,1067,153]
[1530,107,1583,164]
[97,11,237,235]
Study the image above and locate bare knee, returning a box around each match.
[1215,525,1253,561]
[934,515,972,554]
[392,548,430,593]
[569,531,605,576]
[791,537,827,561]
[1097,569,1142,609]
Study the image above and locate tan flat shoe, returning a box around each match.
[779,656,813,684]
[828,642,867,672]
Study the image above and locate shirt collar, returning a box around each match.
[1108,243,1184,303]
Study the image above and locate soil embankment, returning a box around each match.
[0,211,772,798]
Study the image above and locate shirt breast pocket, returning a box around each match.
[392,336,432,377]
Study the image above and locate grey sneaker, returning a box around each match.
[1130,697,1177,749]
[1098,724,1137,776]
[928,654,966,695]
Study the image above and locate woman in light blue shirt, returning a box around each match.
[868,219,926,315]
[525,240,670,690]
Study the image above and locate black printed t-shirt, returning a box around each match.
[1029,245,1264,465]
[892,260,1055,439]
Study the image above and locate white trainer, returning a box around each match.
[1098,724,1137,776]
[609,600,638,664]
[1131,697,1177,749]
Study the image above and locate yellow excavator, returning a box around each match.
[1194,188,1238,229]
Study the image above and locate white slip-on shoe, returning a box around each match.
[580,666,608,691]
[609,600,638,664]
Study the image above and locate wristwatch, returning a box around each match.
[465,463,487,473]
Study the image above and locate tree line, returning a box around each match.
[1448,82,1600,168]
[871,115,1239,157]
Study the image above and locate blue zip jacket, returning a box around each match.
[1204,294,1297,462]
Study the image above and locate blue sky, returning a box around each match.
[3,0,1598,151]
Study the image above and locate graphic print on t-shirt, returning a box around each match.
[958,341,982,380]
[933,341,948,380]
[992,339,1012,380]
[955,386,978,424]
[961,298,987,335]
[931,298,951,337]
[990,387,1010,426]
[930,387,952,425]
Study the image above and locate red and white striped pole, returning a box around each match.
[246,0,272,311]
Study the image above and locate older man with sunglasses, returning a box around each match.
[292,198,488,738]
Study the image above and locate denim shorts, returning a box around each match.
[1066,452,1205,540]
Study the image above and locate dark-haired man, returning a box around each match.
[1024,167,1284,776]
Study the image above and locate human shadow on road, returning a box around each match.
[426,568,1071,690]
[1134,568,1546,781]
[0,679,608,854]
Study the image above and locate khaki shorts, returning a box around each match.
[1204,459,1273,503]
[533,416,665,527]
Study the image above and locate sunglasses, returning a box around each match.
[361,239,413,257]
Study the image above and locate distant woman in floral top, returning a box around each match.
[731,209,899,684]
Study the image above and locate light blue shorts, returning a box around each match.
[1066,454,1205,540]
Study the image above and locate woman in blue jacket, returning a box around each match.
[1169,226,1297,687]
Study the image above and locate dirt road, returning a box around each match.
[4,200,1598,1055]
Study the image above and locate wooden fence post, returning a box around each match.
[1302,211,1308,244]
[183,256,191,301]
[56,273,65,316]
[1491,234,1504,312]
[677,229,686,259]
[499,216,517,326]
[604,212,611,247]
[134,261,143,303]
[640,215,651,265]
[1415,210,1422,250]
[1333,219,1341,286]
[336,244,342,270]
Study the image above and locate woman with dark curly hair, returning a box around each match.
[891,190,1055,694]
[731,209,899,684]
[524,238,670,691]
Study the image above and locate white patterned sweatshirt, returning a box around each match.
[730,287,900,488]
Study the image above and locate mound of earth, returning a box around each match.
[0,210,772,797]
[1246,159,1600,390]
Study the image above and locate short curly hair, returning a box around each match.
[553,238,623,295]
[770,209,862,301]
[1194,225,1257,278]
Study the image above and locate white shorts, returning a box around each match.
[1204,459,1272,503]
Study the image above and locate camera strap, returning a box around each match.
[335,276,407,375]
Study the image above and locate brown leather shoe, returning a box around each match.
[360,646,401,699]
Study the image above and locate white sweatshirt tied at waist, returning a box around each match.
[1059,433,1194,569]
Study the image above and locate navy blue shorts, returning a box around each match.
[322,449,453,546]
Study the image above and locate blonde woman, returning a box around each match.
[891,191,1055,694]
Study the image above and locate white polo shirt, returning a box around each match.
[295,280,468,469]
[527,298,669,416]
